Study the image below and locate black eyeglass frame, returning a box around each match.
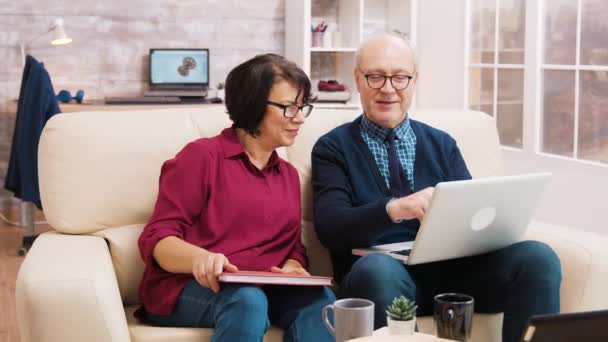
[267,101,314,118]
[359,69,414,90]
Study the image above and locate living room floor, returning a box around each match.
[0,210,52,342]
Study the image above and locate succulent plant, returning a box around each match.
[386,295,418,321]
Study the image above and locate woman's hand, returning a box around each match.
[192,252,238,293]
[270,259,310,276]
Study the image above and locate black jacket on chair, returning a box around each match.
[4,55,61,209]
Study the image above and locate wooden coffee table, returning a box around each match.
[348,327,456,341]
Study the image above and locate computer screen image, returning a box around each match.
[149,49,209,86]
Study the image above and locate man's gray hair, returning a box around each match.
[355,32,418,73]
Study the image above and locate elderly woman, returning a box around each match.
[137,54,335,341]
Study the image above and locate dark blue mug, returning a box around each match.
[434,293,474,342]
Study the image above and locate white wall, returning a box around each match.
[415,0,607,235]
[416,0,466,109]
[503,150,608,235]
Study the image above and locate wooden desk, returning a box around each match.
[6,99,359,114]
[59,101,213,113]
[5,100,215,114]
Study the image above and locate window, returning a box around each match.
[454,0,607,232]
[468,0,526,148]
[541,0,608,163]
[467,0,607,165]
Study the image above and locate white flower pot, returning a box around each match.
[387,316,416,335]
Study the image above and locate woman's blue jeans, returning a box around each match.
[143,280,336,342]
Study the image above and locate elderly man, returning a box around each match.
[311,33,561,342]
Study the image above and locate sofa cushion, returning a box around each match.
[38,106,287,235]
[126,306,284,342]
[409,110,504,178]
[96,224,146,305]
[301,220,333,277]
[288,108,361,221]
[527,221,608,312]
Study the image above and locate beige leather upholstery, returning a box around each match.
[17,107,608,342]
[16,233,130,342]
[527,221,608,312]
[95,224,145,306]
[125,306,284,342]
[37,106,287,235]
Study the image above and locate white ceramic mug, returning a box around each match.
[322,298,375,342]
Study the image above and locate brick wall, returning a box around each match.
[0,0,287,207]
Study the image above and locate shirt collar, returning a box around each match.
[360,113,411,142]
[220,127,281,171]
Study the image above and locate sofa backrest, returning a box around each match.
[38,105,287,234]
[38,106,503,304]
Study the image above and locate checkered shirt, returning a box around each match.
[360,114,417,191]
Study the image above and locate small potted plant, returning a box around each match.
[386,295,417,335]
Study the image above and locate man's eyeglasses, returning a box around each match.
[267,101,314,118]
[360,70,413,90]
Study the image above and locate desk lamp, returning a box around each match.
[18,18,72,67]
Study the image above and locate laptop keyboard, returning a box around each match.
[390,249,411,256]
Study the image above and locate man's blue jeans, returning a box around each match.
[143,280,336,342]
[338,240,562,342]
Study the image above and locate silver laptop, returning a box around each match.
[352,173,551,265]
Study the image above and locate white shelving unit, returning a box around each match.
[310,47,357,52]
[285,0,417,109]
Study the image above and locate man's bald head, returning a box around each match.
[355,33,418,73]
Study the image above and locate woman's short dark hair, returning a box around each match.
[225,53,312,136]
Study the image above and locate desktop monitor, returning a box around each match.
[149,48,209,88]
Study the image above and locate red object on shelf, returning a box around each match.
[318,80,347,92]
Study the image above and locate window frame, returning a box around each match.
[465,0,608,167]
[465,0,527,151]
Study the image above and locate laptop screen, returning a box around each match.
[149,49,209,86]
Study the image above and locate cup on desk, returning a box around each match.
[434,293,474,342]
[322,298,374,342]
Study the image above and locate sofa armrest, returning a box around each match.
[16,232,130,342]
[526,221,608,312]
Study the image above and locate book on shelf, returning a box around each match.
[218,271,333,286]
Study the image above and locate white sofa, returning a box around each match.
[16,105,608,342]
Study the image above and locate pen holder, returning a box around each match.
[312,32,324,48]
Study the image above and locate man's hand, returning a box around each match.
[387,187,434,222]
[270,259,310,276]
[191,252,238,293]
